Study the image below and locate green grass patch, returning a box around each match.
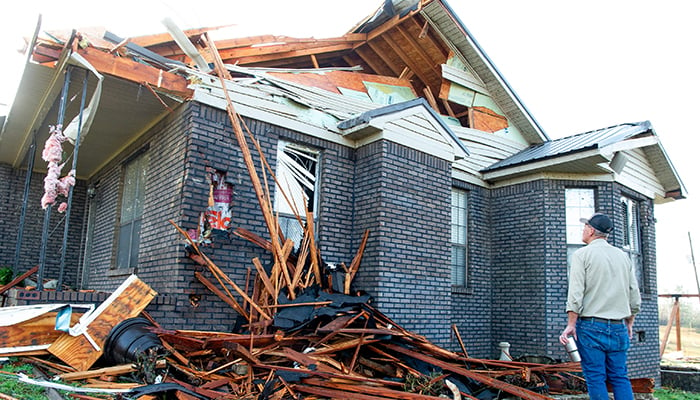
[655,388,699,400]
[0,360,49,400]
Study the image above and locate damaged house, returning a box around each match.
[0,0,685,384]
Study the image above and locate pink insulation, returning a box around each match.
[41,125,76,212]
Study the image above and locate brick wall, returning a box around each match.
[353,140,453,347]
[489,180,551,357]
[449,180,493,358]
[0,162,86,289]
[485,179,658,377]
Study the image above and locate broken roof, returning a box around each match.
[0,0,685,202]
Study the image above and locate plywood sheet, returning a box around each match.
[47,275,157,371]
[0,311,82,350]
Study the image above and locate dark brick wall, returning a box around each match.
[449,180,493,358]
[0,162,86,289]
[489,180,552,357]
[353,140,453,347]
[486,179,658,377]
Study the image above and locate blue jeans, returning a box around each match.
[576,319,633,400]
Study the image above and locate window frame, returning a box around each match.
[273,140,321,247]
[115,150,148,271]
[565,187,596,267]
[621,195,644,292]
[450,187,469,288]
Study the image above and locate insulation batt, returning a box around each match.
[41,125,75,211]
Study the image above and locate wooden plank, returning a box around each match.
[75,47,192,98]
[0,265,38,295]
[58,360,166,381]
[0,311,81,349]
[47,275,157,371]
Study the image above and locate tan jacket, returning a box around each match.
[566,238,642,319]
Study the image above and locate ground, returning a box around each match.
[660,325,700,367]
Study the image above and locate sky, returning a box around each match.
[1,0,698,294]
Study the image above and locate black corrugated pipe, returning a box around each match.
[37,66,72,291]
[57,68,89,291]
[12,133,37,277]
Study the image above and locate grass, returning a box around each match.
[0,360,50,400]
[655,388,699,400]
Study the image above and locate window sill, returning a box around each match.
[451,285,472,295]
[108,267,136,277]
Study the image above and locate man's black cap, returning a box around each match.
[580,213,613,234]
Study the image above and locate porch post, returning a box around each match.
[37,66,72,291]
[57,68,89,291]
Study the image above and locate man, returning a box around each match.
[560,212,642,400]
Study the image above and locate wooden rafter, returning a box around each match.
[365,40,403,77]
[381,34,432,91]
[75,46,192,98]
[354,46,391,76]
[221,42,357,66]
[396,25,441,83]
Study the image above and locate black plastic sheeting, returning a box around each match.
[273,285,371,331]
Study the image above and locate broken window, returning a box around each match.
[116,151,148,270]
[274,141,320,247]
[450,188,468,287]
[565,188,595,267]
[621,195,644,292]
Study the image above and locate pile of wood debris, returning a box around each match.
[0,231,653,400]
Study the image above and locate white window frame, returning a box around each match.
[274,141,321,247]
[621,195,644,291]
[565,188,596,266]
[451,188,468,287]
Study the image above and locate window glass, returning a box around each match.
[565,188,595,266]
[451,188,468,286]
[274,141,320,247]
[116,152,148,269]
[621,196,644,291]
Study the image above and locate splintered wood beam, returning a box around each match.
[75,47,192,98]
[0,265,38,295]
[171,221,267,319]
[194,271,248,318]
[423,86,440,113]
[203,34,295,298]
[295,379,451,400]
[383,343,554,400]
[345,229,370,294]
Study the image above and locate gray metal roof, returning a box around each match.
[483,121,653,172]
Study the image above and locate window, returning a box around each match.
[621,195,644,290]
[451,188,468,287]
[565,188,595,266]
[274,141,320,247]
[116,151,148,269]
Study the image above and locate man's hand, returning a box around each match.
[560,325,576,345]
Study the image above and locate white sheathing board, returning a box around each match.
[615,148,665,199]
